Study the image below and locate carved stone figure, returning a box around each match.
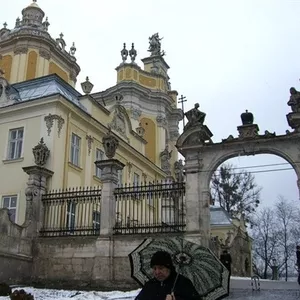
[148,33,165,56]
[32,138,50,166]
[44,114,65,137]
[174,159,184,182]
[130,107,142,120]
[288,87,300,113]
[264,130,276,137]
[160,145,172,173]
[184,103,206,131]
[102,129,119,159]
[0,76,20,106]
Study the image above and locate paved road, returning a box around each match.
[227,278,300,299]
[228,289,300,299]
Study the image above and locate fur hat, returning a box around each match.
[150,251,174,269]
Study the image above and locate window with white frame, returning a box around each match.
[70,133,81,166]
[7,128,24,160]
[2,195,17,223]
[95,148,105,178]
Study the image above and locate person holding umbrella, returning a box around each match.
[135,251,201,300]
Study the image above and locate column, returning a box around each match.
[22,166,53,237]
[95,159,125,236]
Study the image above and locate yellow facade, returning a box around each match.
[0,55,13,81]
[0,1,180,229]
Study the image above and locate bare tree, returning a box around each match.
[252,207,278,279]
[275,196,298,281]
[211,163,261,222]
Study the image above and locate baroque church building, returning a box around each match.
[0,1,252,279]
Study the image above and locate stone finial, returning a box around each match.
[42,17,50,31]
[240,110,254,125]
[121,43,128,63]
[70,42,76,56]
[56,33,66,50]
[15,17,21,28]
[129,43,137,63]
[32,138,50,166]
[81,76,94,94]
[102,129,119,159]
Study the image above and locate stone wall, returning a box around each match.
[33,235,147,290]
[0,209,33,284]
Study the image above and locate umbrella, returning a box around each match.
[128,237,229,300]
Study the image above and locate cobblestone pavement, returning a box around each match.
[227,289,300,299]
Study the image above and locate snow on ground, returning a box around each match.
[0,287,140,300]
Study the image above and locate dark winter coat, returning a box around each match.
[220,253,232,274]
[297,250,300,267]
[135,271,201,300]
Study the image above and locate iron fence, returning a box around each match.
[114,181,186,235]
[40,186,101,237]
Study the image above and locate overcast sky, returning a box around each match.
[2,0,300,208]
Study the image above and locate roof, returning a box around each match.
[11,74,86,111]
[210,206,232,226]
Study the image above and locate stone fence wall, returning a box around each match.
[33,235,148,290]
[0,209,33,284]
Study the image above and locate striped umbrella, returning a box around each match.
[129,237,229,300]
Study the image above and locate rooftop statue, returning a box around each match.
[148,33,165,56]
[288,87,300,113]
[184,103,206,131]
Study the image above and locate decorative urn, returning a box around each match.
[241,110,254,125]
[102,129,119,159]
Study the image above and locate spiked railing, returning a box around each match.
[40,186,101,237]
[114,181,186,235]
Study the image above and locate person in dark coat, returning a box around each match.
[296,245,300,285]
[135,251,201,300]
[220,250,232,275]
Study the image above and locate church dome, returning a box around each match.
[21,0,45,28]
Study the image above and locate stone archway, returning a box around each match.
[176,94,300,247]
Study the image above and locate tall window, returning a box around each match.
[66,201,76,231]
[95,148,105,178]
[133,172,140,191]
[7,128,24,160]
[2,195,17,223]
[70,133,81,166]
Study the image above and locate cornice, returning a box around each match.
[0,32,80,75]
[92,81,175,107]
[115,62,169,81]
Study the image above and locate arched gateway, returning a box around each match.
[176,89,300,247]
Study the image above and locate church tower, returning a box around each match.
[92,34,183,176]
[0,0,80,86]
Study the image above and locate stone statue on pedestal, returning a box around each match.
[288,87,300,113]
[184,103,206,131]
[174,159,184,182]
[160,145,172,173]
